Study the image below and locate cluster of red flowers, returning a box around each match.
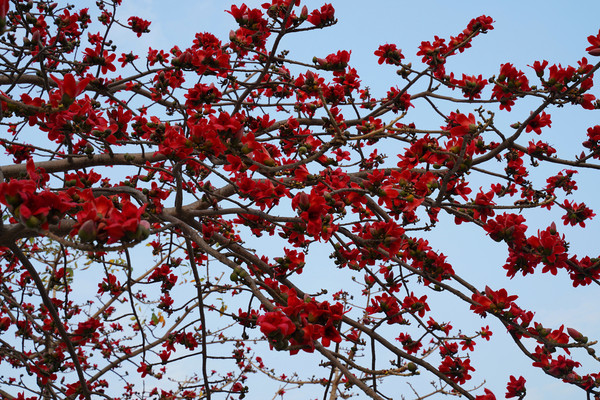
[1,1,600,399]
[127,16,151,37]
[254,280,343,354]
[306,3,335,27]
[0,162,76,230]
[374,43,404,66]
[492,63,531,111]
[73,191,149,245]
[417,15,493,78]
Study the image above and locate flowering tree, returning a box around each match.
[0,0,600,399]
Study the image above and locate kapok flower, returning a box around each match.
[50,73,90,106]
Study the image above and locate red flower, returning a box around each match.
[505,375,526,398]
[159,350,171,363]
[0,316,10,331]
[530,60,549,77]
[396,333,422,354]
[460,336,476,351]
[50,73,90,105]
[561,200,595,227]
[128,16,151,37]
[137,362,152,378]
[471,286,518,315]
[439,356,475,384]
[454,74,487,100]
[467,15,494,33]
[118,52,138,67]
[231,382,244,393]
[492,63,530,111]
[72,318,102,344]
[257,312,296,338]
[385,87,413,112]
[83,45,117,74]
[448,112,477,137]
[475,389,496,400]
[374,43,404,66]
[320,320,342,347]
[402,293,430,318]
[479,326,493,341]
[417,36,448,77]
[227,4,268,31]
[483,213,527,244]
[313,50,351,72]
[366,293,404,324]
[185,83,221,109]
[307,4,336,28]
[586,30,600,56]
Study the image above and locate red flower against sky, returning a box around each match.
[128,16,151,37]
[402,292,430,318]
[447,112,477,137]
[484,213,527,244]
[586,29,600,56]
[530,60,548,77]
[525,111,552,134]
[396,333,422,354]
[313,50,351,72]
[467,15,494,33]
[50,73,90,105]
[474,389,496,400]
[306,4,335,28]
[83,45,116,74]
[384,87,413,112]
[374,43,404,66]
[471,286,518,315]
[505,375,526,398]
[417,36,448,76]
[73,191,148,244]
[439,356,475,384]
[1,2,600,399]
[492,63,530,111]
[366,293,404,324]
[257,311,296,338]
[227,4,268,31]
[454,74,487,99]
[561,200,595,227]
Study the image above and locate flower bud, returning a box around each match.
[78,220,97,243]
[588,48,600,57]
[567,327,588,343]
[135,220,151,241]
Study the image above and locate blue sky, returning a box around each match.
[111,1,600,399]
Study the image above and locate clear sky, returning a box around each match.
[107,1,600,399]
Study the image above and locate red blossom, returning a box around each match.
[525,111,552,134]
[475,389,496,400]
[439,356,475,384]
[561,200,595,227]
[492,63,530,111]
[0,3,598,400]
[128,16,151,37]
[447,112,477,137]
[83,45,117,74]
[453,74,487,100]
[374,43,404,66]
[306,4,335,27]
[586,30,600,56]
[505,375,526,398]
[313,50,351,72]
[50,73,90,105]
